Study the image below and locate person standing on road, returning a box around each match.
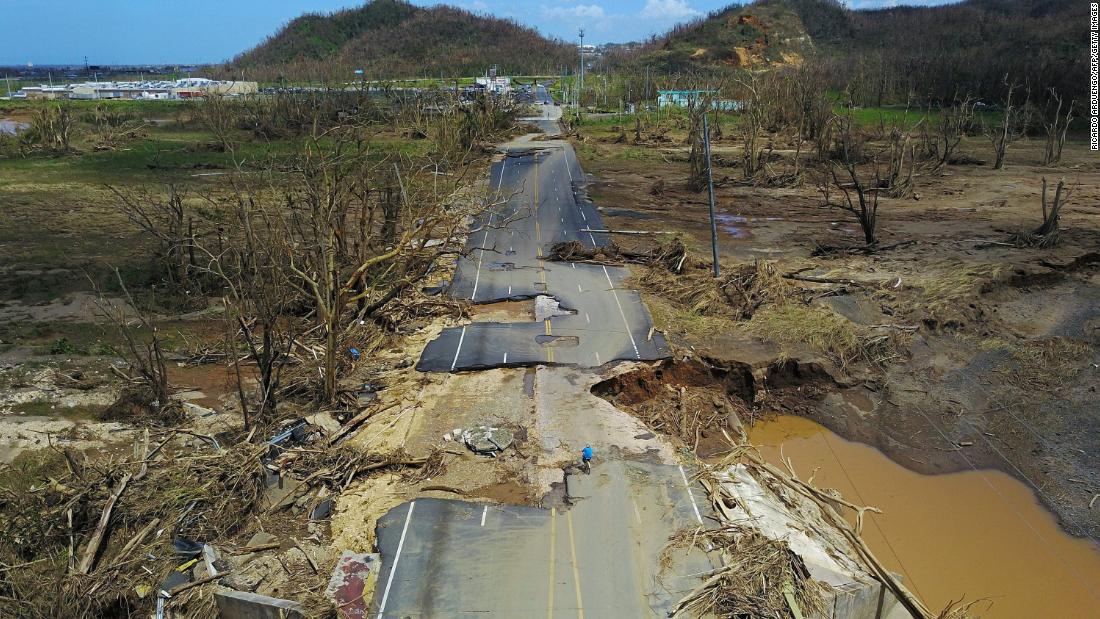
[581,444,594,474]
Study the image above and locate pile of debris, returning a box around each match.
[634,258,797,321]
[547,237,688,272]
[0,403,442,618]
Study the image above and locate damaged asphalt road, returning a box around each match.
[384,90,708,618]
[372,461,712,618]
[417,112,670,372]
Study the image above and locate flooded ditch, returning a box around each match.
[594,357,1100,617]
[749,414,1100,618]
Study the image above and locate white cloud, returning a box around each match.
[542,4,606,19]
[640,0,701,20]
[466,0,490,11]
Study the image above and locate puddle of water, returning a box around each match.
[714,213,752,239]
[748,415,1100,618]
[0,119,29,135]
[167,363,240,409]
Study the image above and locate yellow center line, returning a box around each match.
[566,509,584,618]
[548,507,557,619]
[546,318,555,363]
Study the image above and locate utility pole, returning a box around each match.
[578,28,585,109]
[703,114,720,278]
[645,65,650,104]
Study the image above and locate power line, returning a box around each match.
[908,400,1100,603]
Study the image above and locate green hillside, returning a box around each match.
[228,0,574,81]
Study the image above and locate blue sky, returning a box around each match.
[0,0,953,65]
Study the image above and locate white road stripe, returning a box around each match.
[470,213,493,302]
[594,351,601,365]
[481,505,488,526]
[507,285,512,295]
[503,352,508,364]
[376,501,415,618]
[678,465,704,525]
[450,326,467,371]
[571,263,575,269]
[585,312,589,324]
[602,265,641,358]
[577,284,583,292]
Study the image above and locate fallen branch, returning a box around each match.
[327,401,399,446]
[77,472,132,574]
[578,228,673,235]
[782,272,865,286]
[420,484,467,495]
[233,541,281,555]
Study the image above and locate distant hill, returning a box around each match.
[227,0,574,81]
[637,0,1086,103]
[639,1,817,70]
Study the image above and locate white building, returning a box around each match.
[475,76,511,94]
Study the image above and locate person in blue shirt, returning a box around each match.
[581,444,594,473]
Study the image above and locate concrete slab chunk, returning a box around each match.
[215,589,304,619]
[325,551,379,619]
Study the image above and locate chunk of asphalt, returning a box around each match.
[535,334,580,348]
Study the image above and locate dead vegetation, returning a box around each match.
[0,88,526,617]
[666,525,827,618]
[0,403,442,617]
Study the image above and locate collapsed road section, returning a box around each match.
[417,131,670,372]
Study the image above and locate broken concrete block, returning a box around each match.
[325,551,379,619]
[214,589,304,619]
[246,532,277,548]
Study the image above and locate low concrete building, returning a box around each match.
[657,89,742,111]
[20,78,258,101]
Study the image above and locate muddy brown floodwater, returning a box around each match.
[748,415,1100,618]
